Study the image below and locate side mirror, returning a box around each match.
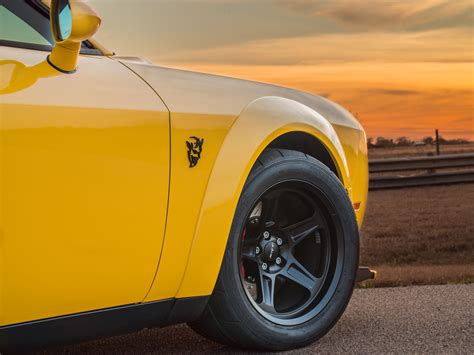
[48,0,101,73]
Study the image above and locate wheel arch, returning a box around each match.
[176,96,352,298]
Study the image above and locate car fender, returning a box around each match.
[176,96,352,298]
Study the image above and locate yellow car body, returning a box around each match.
[0,0,368,350]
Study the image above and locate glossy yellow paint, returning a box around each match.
[95,61,367,302]
[0,47,170,325]
[1,1,368,327]
[333,124,369,226]
[122,64,362,301]
[175,97,360,298]
[0,60,61,95]
[144,112,236,301]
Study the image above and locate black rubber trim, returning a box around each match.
[0,39,102,55]
[0,39,52,52]
[165,297,210,326]
[46,54,77,74]
[0,296,209,353]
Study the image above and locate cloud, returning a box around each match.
[87,0,473,140]
[159,27,473,65]
[364,89,421,96]
[276,0,473,29]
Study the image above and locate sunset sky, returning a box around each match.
[89,0,473,140]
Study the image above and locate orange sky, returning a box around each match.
[90,0,473,140]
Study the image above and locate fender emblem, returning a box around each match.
[186,136,204,168]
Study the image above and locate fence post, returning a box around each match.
[435,129,440,155]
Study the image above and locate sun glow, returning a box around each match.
[90,0,474,140]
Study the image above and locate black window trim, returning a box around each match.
[0,0,104,56]
[0,38,102,55]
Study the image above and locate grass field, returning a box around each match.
[368,142,474,160]
[359,184,474,287]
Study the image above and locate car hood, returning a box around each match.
[118,59,362,131]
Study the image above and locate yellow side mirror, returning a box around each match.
[48,0,101,73]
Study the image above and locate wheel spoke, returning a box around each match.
[239,181,338,324]
[282,257,322,295]
[261,191,281,227]
[258,273,276,312]
[283,215,320,247]
[241,240,257,260]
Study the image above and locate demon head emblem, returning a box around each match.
[186,136,204,168]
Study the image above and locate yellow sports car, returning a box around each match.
[0,0,369,351]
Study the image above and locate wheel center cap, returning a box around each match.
[263,242,279,262]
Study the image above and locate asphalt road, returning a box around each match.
[41,284,473,354]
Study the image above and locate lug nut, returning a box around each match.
[276,257,283,266]
[262,262,268,271]
[263,231,270,239]
[255,246,261,255]
[276,238,283,246]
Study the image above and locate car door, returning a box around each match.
[0,1,170,326]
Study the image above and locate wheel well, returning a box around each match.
[266,131,341,180]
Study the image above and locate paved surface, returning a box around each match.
[41,284,473,354]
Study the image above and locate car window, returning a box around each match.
[0,6,51,46]
[0,1,101,55]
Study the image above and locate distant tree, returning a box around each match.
[367,137,376,148]
[396,136,414,147]
[423,136,434,145]
[445,138,470,145]
[375,137,394,148]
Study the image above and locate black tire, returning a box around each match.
[189,149,359,351]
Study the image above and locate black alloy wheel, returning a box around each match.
[239,181,344,325]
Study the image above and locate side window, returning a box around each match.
[0,6,52,46]
[0,1,101,54]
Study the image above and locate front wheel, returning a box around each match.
[189,149,359,351]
